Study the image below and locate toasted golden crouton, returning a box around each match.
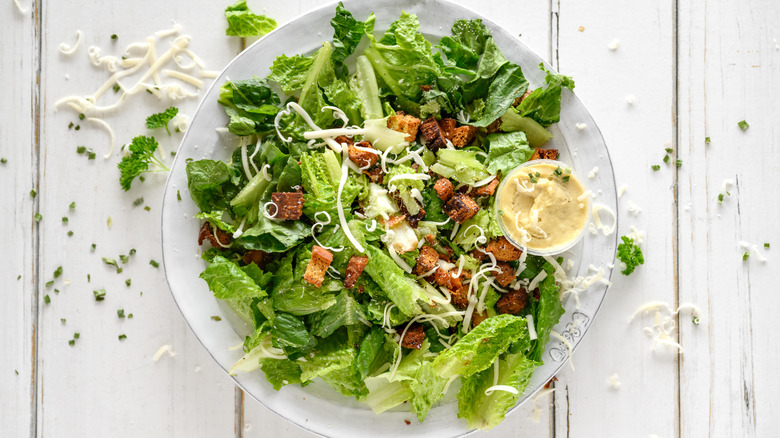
[451,125,477,147]
[271,192,304,220]
[442,193,480,223]
[471,310,489,328]
[401,323,425,350]
[496,287,529,315]
[304,245,333,287]
[513,89,534,107]
[387,113,422,142]
[348,140,379,169]
[242,250,269,268]
[344,255,369,289]
[420,116,447,151]
[472,177,499,197]
[530,148,559,161]
[364,166,384,184]
[438,118,457,140]
[414,245,440,276]
[485,237,523,261]
[434,178,454,201]
[197,222,232,249]
[493,262,515,287]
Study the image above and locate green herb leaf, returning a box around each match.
[53,266,63,278]
[44,295,51,304]
[651,164,661,171]
[705,136,711,144]
[742,251,750,261]
[676,159,682,168]
[118,334,127,341]
[738,120,749,131]
[34,212,42,222]
[149,260,160,268]
[117,135,169,191]
[117,309,125,318]
[145,107,179,135]
[93,289,106,301]
[616,236,644,275]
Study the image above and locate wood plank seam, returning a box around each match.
[672,0,683,436]
[30,1,43,437]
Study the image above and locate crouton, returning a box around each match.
[451,125,477,147]
[387,113,422,142]
[334,135,354,148]
[364,166,384,184]
[435,268,464,292]
[420,116,447,151]
[442,193,480,223]
[304,245,333,287]
[434,178,454,201]
[401,323,425,350]
[424,234,436,245]
[450,286,470,309]
[242,250,269,268]
[493,262,515,287]
[513,89,534,107]
[380,214,407,229]
[348,140,379,169]
[496,287,529,315]
[198,222,232,249]
[472,177,499,197]
[344,255,369,289]
[271,192,304,220]
[420,85,433,92]
[471,310,489,328]
[414,245,440,276]
[438,118,457,140]
[530,148,559,161]
[470,248,488,263]
[485,237,523,261]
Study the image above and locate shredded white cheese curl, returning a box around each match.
[59,30,83,55]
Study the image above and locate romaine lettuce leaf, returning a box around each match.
[485,131,534,176]
[186,159,240,212]
[224,1,277,38]
[235,215,311,253]
[517,63,575,127]
[453,209,503,250]
[457,352,541,430]
[364,244,424,318]
[437,19,490,70]
[218,77,281,136]
[267,54,314,94]
[530,270,565,361]
[432,314,528,378]
[271,312,317,356]
[330,2,374,79]
[299,330,368,399]
[308,290,368,338]
[431,149,490,184]
[499,108,554,147]
[199,255,267,300]
[355,326,396,378]
[260,358,302,390]
[469,63,529,127]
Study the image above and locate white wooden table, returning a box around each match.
[3,0,778,436]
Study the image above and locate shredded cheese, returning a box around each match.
[337,149,364,252]
[526,315,538,340]
[59,30,83,55]
[550,330,574,371]
[153,344,178,361]
[87,117,116,159]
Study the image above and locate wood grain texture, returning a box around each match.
[677,1,780,437]
[0,3,38,438]
[556,0,679,437]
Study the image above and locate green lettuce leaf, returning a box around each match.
[485,131,534,176]
[308,290,368,338]
[323,79,363,125]
[517,64,575,127]
[431,149,490,184]
[432,314,528,378]
[469,63,529,127]
[218,77,281,136]
[437,19,490,70]
[235,215,311,253]
[457,352,541,430]
[364,244,424,318]
[194,210,237,234]
[499,108,554,147]
[453,209,503,250]
[267,54,314,94]
[530,270,565,361]
[199,255,267,300]
[270,249,340,315]
[260,358,302,390]
[271,312,317,356]
[224,1,277,37]
[355,326,396,378]
[298,330,368,399]
[330,2,374,79]
[186,159,240,212]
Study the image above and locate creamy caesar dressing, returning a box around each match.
[498,162,589,254]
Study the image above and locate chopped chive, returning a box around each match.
[553,166,562,177]
[742,252,750,261]
[34,212,42,222]
[663,155,670,163]
[54,289,59,294]
[17,275,21,280]
[76,146,86,154]
[119,254,129,264]
[117,309,125,318]
[45,280,53,288]
[60,318,66,324]
[62,217,68,223]
[764,243,770,249]
[112,84,120,93]
[54,266,63,278]
[125,279,131,287]
[102,257,119,269]
[149,260,160,268]
[129,248,136,255]
[211,315,222,321]
[139,175,145,182]
[528,173,538,184]
[75,125,80,131]
[177,190,182,202]
[118,334,127,341]
[146,89,153,95]
[88,151,96,160]
[128,313,133,319]
[68,122,74,129]
[738,120,749,131]
[116,267,123,274]
[143,206,151,211]
[170,151,177,156]
[93,289,106,301]
[133,197,144,207]
[111,34,118,40]
[676,159,683,168]
[78,113,85,120]
[30,189,37,198]
[562,175,570,183]
[651,165,661,171]
[718,193,724,203]
[0,158,7,163]
[692,316,700,325]
[74,333,80,339]
[67,231,74,237]
[44,295,51,304]
[87,274,91,282]
[664,147,674,153]
[90,243,96,252]
[705,137,711,144]
[68,339,75,346]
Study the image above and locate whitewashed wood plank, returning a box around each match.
[35,1,243,437]
[556,1,679,437]
[677,1,780,437]
[0,3,37,438]
[240,0,556,436]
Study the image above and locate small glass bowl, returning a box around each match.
[494,159,591,256]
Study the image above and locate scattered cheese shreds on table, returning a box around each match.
[55,22,214,159]
[153,344,178,361]
[630,302,703,353]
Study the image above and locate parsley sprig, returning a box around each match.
[616,236,645,275]
[118,136,170,191]
[145,107,179,135]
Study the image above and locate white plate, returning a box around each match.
[161,1,618,436]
